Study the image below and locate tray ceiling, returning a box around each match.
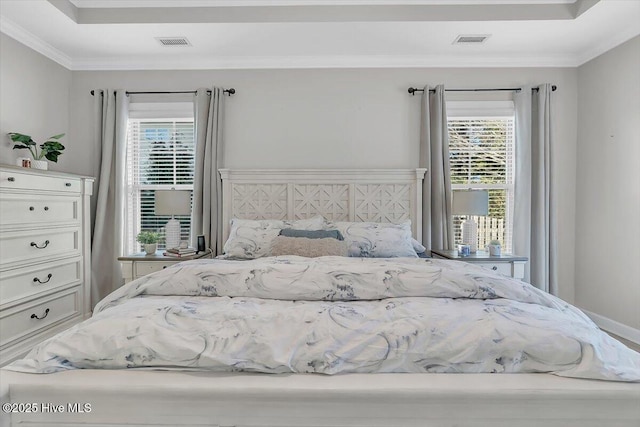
[0,0,638,70]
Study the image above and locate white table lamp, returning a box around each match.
[452,190,489,253]
[155,190,191,249]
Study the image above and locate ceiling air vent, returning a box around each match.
[453,35,490,45]
[156,37,191,47]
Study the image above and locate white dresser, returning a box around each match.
[0,165,93,365]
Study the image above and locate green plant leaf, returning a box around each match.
[44,151,61,162]
[8,133,33,143]
[49,133,65,139]
[136,231,160,244]
[12,145,30,150]
[42,141,65,151]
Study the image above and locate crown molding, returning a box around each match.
[0,16,73,69]
[72,53,580,70]
[575,26,640,66]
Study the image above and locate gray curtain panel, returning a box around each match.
[91,89,129,307]
[514,84,557,294]
[419,85,454,251]
[192,88,225,254]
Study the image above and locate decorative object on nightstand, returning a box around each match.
[155,189,191,250]
[452,189,489,253]
[164,241,197,257]
[457,244,471,257]
[136,231,160,255]
[487,239,502,256]
[431,249,528,280]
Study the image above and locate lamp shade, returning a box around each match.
[452,190,489,216]
[155,190,192,216]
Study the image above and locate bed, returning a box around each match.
[1,169,639,427]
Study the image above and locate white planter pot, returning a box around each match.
[144,243,157,255]
[31,160,48,170]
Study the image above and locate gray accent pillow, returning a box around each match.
[270,236,348,257]
[279,228,344,240]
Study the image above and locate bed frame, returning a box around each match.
[1,370,638,427]
[1,168,639,427]
[219,168,427,244]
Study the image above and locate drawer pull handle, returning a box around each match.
[29,206,35,211]
[33,273,53,284]
[30,240,50,249]
[44,206,49,211]
[492,266,498,271]
[65,182,71,187]
[31,308,50,320]
[163,266,168,269]
[8,177,15,182]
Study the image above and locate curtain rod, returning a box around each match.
[407,86,557,96]
[90,89,236,96]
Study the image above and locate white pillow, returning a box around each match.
[223,216,325,259]
[411,238,426,254]
[328,220,418,258]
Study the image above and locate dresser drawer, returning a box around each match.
[0,194,80,229]
[0,227,80,269]
[0,288,80,348]
[0,258,82,306]
[474,262,512,277]
[0,170,81,193]
[134,261,178,277]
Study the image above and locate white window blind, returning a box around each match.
[125,119,195,253]
[448,108,515,253]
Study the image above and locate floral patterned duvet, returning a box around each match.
[6,256,639,381]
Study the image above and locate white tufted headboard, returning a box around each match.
[219,169,427,243]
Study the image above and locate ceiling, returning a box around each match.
[0,0,638,70]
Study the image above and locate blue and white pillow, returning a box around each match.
[223,216,325,259]
[328,220,418,258]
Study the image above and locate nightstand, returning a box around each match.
[430,249,528,280]
[118,249,213,284]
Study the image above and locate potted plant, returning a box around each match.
[488,239,502,256]
[136,231,160,255]
[9,132,65,170]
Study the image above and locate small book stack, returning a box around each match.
[163,247,197,257]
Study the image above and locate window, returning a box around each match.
[447,101,515,252]
[125,119,195,253]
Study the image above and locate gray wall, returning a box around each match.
[0,33,579,305]
[69,67,578,303]
[0,34,72,170]
[575,36,640,330]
